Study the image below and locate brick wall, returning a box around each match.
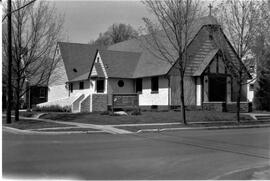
[202,102,252,112]
[81,95,90,112]
[92,94,107,112]
[226,102,252,113]
[203,102,226,112]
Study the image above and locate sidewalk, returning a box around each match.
[18,117,132,134]
[3,115,270,135]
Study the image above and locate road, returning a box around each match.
[3,127,270,180]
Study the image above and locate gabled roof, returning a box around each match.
[58,42,101,82]
[108,16,220,78]
[60,16,250,80]
[98,50,141,78]
[94,62,105,78]
[193,49,219,76]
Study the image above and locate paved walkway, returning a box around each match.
[242,113,270,120]
[20,117,132,134]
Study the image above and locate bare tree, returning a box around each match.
[213,0,259,58]
[90,23,138,48]
[141,0,200,124]
[252,0,270,111]
[214,0,269,122]
[2,0,64,121]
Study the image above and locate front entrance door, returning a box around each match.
[209,76,226,102]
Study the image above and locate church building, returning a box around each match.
[38,15,252,113]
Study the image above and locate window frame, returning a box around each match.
[96,79,105,93]
[151,76,159,93]
[69,83,73,93]
[79,81,84,90]
[135,78,142,94]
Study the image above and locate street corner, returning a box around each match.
[213,164,270,180]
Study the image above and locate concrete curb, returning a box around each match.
[136,123,270,133]
[211,164,270,180]
[3,126,106,135]
[3,126,35,135]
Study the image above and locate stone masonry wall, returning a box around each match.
[203,102,226,112]
[92,94,108,112]
[226,102,252,113]
[81,95,90,112]
[202,102,252,112]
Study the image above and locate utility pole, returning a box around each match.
[6,0,13,124]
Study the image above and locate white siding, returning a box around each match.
[196,77,201,106]
[48,84,69,101]
[139,77,169,106]
[49,57,68,86]
[247,79,255,102]
[69,80,92,97]
[106,77,170,106]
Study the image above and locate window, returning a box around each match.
[118,80,124,87]
[39,88,46,98]
[96,79,105,93]
[250,84,254,91]
[136,78,142,93]
[69,83,73,93]
[151,77,159,93]
[79,81,84,89]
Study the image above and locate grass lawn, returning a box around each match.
[115,120,269,132]
[2,117,70,130]
[252,110,270,114]
[40,110,253,125]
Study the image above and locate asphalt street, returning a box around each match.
[3,127,270,180]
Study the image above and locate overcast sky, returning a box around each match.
[53,1,154,43]
[53,0,213,44]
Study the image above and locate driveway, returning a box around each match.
[3,127,270,179]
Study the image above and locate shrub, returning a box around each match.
[100,111,110,115]
[19,111,36,117]
[109,112,121,116]
[131,108,141,115]
[33,105,71,112]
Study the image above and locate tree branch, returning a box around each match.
[2,0,36,22]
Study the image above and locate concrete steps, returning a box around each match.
[255,115,270,121]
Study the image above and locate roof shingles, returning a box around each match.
[59,16,249,81]
[58,42,101,82]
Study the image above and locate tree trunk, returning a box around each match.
[180,74,187,125]
[27,84,31,111]
[15,79,20,122]
[6,0,12,124]
[236,80,242,124]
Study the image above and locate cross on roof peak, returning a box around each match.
[208,3,213,16]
